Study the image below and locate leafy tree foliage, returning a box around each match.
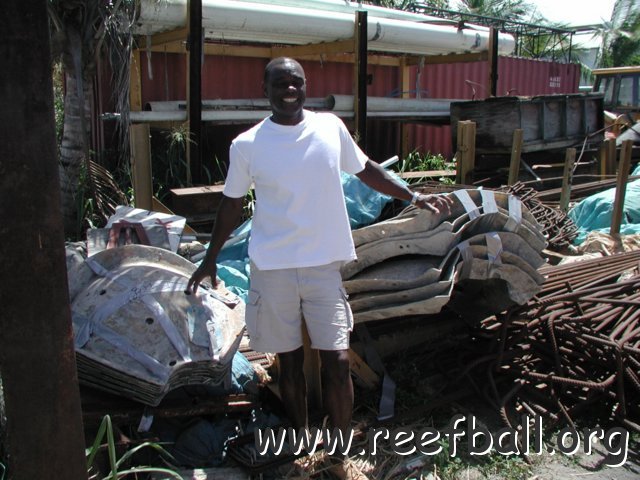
[367,0,450,10]
[48,0,132,238]
[455,0,534,22]
[600,9,640,67]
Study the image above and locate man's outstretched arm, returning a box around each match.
[355,159,452,214]
[187,195,245,293]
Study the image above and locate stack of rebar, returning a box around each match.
[474,251,640,433]
[499,182,579,249]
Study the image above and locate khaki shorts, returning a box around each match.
[245,261,354,353]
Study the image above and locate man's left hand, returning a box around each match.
[413,193,454,214]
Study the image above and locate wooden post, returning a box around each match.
[187,0,203,184]
[354,10,368,150]
[1,1,87,477]
[610,140,633,235]
[130,49,143,112]
[130,124,154,211]
[455,121,476,185]
[599,138,617,178]
[399,57,411,160]
[559,148,576,212]
[599,139,607,179]
[507,129,524,186]
[348,349,379,389]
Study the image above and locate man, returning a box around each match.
[187,57,451,479]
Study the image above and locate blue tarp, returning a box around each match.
[569,164,640,245]
[341,171,395,229]
[199,172,404,301]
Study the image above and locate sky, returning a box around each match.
[526,0,617,48]
[449,0,616,27]
[527,0,616,27]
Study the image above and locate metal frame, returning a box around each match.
[410,3,579,63]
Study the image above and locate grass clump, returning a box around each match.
[394,151,455,185]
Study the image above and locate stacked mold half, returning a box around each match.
[67,245,246,406]
[341,189,548,324]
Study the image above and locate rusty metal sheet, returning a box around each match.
[342,188,547,323]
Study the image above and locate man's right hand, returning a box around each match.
[186,194,245,295]
[187,262,218,294]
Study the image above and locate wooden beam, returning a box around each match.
[149,41,401,66]
[507,129,524,185]
[272,39,355,58]
[314,52,399,66]
[399,56,411,160]
[130,49,143,111]
[151,197,199,236]
[559,148,576,212]
[151,41,272,58]
[83,394,254,426]
[610,140,633,235]
[170,184,225,223]
[455,120,476,185]
[348,349,379,389]
[599,138,617,178]
[403,51,488,66]
[137,27,189,49]
[400,170,456,179]
[129,124,154,211]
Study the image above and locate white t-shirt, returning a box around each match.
[223,111,368,270]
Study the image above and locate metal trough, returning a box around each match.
[451,93,604,153]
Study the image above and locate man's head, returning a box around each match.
[263,57,306,125]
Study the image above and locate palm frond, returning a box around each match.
[105,1,137,168]
[87,158,129,222]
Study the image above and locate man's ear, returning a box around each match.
[262,83,267,98]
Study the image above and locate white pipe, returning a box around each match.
[124,109,450,123]
[380,155,399,168]
[130,111,188,122]
[329,94,454,112]
[232,0,461,26]
[127,110,352,122]
[145,97,334,111]
[144,96,456,113]
[129,110,271,122]
[135,0,516,56]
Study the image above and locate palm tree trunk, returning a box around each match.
[58,69,93,238]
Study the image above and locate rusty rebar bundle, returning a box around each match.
[499,182,578,249]
[466,251,640,433]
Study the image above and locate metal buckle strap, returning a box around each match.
[453,189,481,219]
[85,257,193,363]
[485,232,503,266]
[505,194,523,232]
[357,324,396,421]
[480,190,499,214]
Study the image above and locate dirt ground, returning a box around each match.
[323,399,640,480]
[323,340,640,480]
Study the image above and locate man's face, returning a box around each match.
[263,60,306,125]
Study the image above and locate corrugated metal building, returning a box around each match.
[406,56,581,158]
[129,52,579,164]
